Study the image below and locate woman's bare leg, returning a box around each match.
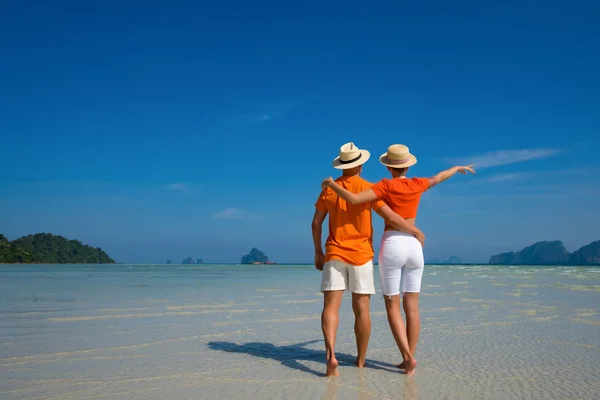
[384,294,416,376]
[403,292,420,356]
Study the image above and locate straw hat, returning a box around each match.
[332,142,371,169]
[379,144,417,168]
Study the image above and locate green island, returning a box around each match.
[0,233,115,264]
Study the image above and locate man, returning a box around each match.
[312,142,425,377]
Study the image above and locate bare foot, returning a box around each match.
[355,357,365,368]
[396,360,406,370]
[404,358,417,377]
[326,357,340,377]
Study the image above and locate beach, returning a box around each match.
[1,263,599,399]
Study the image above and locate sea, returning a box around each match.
[1,264,599,400]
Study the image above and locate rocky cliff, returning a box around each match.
[241,248,269,264]
[490,240,600,265]
[568,240,600,265]
[489,252,516,265]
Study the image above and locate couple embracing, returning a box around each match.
[312,142,474,377]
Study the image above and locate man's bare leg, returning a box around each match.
[384,294,416,376]
[322,290,344,377]
[351,293,371,368]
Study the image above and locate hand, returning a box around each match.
[413,228,426,248]
[314,251,325,271]
[456,164,476,175]
[321,177,335,189]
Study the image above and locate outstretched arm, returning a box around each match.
[432,165,476,185]
[321,177,377,205]
[311,209,328,271]
[375,205,425,247]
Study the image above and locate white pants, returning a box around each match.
[378,231,425,296]
[321,259,376,295]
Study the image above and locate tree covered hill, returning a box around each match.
[0,234,35,263]
[0,233,115,264]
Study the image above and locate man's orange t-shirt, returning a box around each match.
[315,175,386,266]
[370,177,435,219]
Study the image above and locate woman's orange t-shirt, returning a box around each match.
[370,177,436,219]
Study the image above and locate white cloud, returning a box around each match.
[212,208,262,220]
[450,148,560,169]
[472,173,531,184]
[245,99,302,124]
[164,183,189,192]
[213,208,239,218]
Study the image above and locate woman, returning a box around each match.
[322,144,475,376]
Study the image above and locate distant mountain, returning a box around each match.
[241,248,275,264]
[178,257,203,264]
[489,252,515,265]
[1,233,114,264]
[425,255,462,264]
[490,240,600,265]
[569,241,600,265]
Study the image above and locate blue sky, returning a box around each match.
[1,1,599,263]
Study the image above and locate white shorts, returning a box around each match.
[321,259,376,295]
[378,231,425,296]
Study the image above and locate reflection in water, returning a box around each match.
[324,379,338,399]
[358,368,368,400]
[322,369,371,400]
[403,376,419,400]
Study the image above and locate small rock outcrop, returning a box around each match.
[425,256,462,264]
[179,257,204,264]
[241,248,273,264]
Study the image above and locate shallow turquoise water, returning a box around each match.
[1,264,599,399]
